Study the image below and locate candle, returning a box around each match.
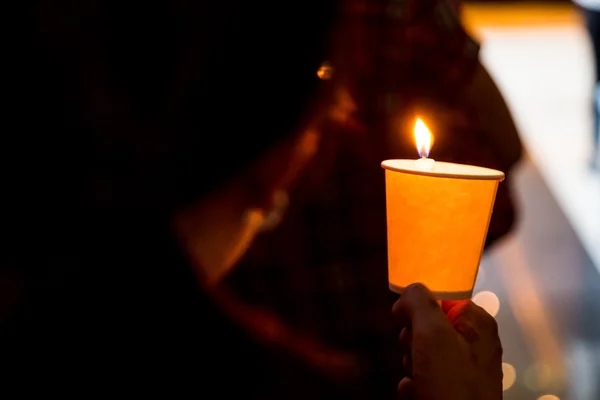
[413,118,435,170]
[381,118,505,300]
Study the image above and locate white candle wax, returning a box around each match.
[415,157,435,171]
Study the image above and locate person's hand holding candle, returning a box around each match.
[392,283,503,400]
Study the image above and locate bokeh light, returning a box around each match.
[472,290,500,317]
[537,395,560,400]
[502,362,517,391]
[524,362,553,391]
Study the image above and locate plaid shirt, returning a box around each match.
[226,0,513,398]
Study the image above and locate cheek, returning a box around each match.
[250,145,295,198]
[249,130,317,206]
[215,209,265,279]
[175,203,265,286]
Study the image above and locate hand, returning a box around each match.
[392,283,503,400]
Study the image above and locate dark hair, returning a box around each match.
[1,1,338,284]
[3,7,341,378]
[10,1,337,214]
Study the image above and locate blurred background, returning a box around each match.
[461,2,600,399]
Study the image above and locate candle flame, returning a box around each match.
[414,118,433,158]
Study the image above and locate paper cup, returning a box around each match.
[382,160,505,300]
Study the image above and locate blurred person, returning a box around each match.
[221,0,521,395]
[2,0,516,397]
[575,0,600,169]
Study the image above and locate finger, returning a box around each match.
[471,301,500,335]
[397,377,415,399]
[402,354,413,378]
[450,302,502,365]
[442,300,470,324]
[444,300,499,340]
[398,327,412,351]
[399,327,414,378]
[452,301,499,338]
[392,283,447,331]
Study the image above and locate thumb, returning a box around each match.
[392,283,448,331]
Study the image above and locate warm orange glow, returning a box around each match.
[384,172,499,298]
[414,118,433,158]
[316,62,333,80]
[381,160,505,300]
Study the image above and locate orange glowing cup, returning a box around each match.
[382,119,505,299]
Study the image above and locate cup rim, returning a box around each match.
[381,159,505,181]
